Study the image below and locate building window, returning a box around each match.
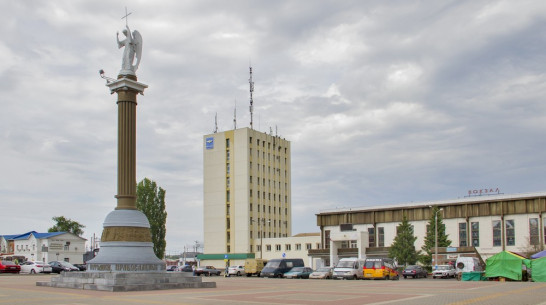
[250,190,252,197]
[275,244,281,251]
[250,203,253,211]
[226,138,230,148]
[250,245,253,252]
[492,220,502,247]
[306,243,312,250]
[378,227,385,247]
[506,219,515,246]
[458,223,467,247]
[266,245,271,252]
[226,150,230,161]
[368,227,375,248]
[226,177,230,188]
[226,190,230,202]
[226,163,230,174]
[530,218,539,245]
[471,222,479,247]
[285,244,291,251]
[295,243,301,250]
[316,243,320,249]
[249,137,252,144]
[324,230,330,249]
[257,245,261,252]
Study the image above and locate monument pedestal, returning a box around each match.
[37,272,215,292]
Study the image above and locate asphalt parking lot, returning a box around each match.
[1,273,546,305]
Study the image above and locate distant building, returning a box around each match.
[0,231,86,264]
[202,127,293,266]
[312,192,546,266]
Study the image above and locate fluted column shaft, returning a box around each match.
[115,89,138,210]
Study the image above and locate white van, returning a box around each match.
[333,258,366,280]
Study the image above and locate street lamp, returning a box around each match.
[429,206,444,269]
[251,218,270,259]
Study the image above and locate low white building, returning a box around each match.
[197,233,321,269]
[1,231,86,264]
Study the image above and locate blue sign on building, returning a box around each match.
[206,137,214,150]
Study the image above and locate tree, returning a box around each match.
[48,216,85,236]
[136,178,167,259]
[420,206,451,266]
[389,215,420,266]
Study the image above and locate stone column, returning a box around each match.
[115,81,138,210]
[86,76,165,273]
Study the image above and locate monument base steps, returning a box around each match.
[37,272,216,292]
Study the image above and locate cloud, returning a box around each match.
[1,0,546,253]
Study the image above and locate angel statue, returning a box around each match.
[117,25,142,75]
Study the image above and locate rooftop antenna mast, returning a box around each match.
[249,65,254,129]
[214,112,218,133]
[233,99,237,130]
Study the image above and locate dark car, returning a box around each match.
[284,267,313,279]
[0,260,21,274]
[402,265,427,279]
[49,261,79,273]
[194,266,221,276]
[73,264,87,271]
[166,265,178,271]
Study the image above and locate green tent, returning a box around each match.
[485,251,530,281]
[531,256,546,282]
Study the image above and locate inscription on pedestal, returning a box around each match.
[87,263,165,272]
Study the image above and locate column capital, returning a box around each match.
[106,77,148,95]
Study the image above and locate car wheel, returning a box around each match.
[403,275,407,279]
[30,269,36,274]
[237,271,241,276]
[385,275,390,280]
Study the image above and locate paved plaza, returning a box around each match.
[1,273,546,305]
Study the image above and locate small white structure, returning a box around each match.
[1,231,86,264]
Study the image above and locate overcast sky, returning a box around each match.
[2,1,546,255]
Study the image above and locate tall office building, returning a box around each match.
[203,128,291,256]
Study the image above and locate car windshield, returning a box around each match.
[60,262,76,268]
[290,267,304,272]
[2,261,15,265]
[336,261,354,268]
[317,267,331,272]
[265,261,280,268]
[437,266,451,270]
[405,265,417,270]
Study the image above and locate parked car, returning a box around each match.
[166,265,178,271]
[49,261,79,273]
[73,264,87,271]
[309,267,334,279]
[402,265,427,279]
[261,259,304,278]
[20,261,52,274]
[179,265,193,272]
[284,267,313,279]
[0,260,21,274]
[227,265,245,276]
[244,258,267,277]
[333,258,366,280]
[432,265,456,279]
[194,266,221,276]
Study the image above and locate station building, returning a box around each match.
[311,191,546,267]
